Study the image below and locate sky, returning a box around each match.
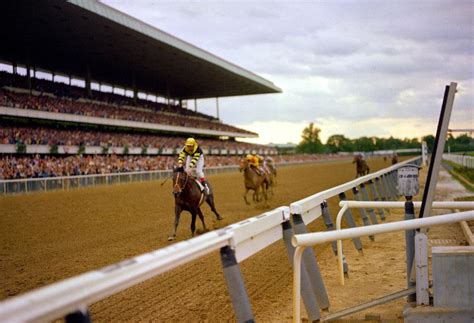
[101,0,473,145]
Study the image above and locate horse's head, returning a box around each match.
[172,166,188,196]
[239,158,249,172]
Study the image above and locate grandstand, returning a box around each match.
[0,0,283,180]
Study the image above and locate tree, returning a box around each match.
[422,135,435,152]
[326,134,352,153]
[296,123,325,154]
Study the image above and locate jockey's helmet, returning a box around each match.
[245,154,253,161]
[185,137,197,153]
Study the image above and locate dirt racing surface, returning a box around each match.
[3,156,466,322]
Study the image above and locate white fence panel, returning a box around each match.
[443,153,474,168]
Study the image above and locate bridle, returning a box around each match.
[173,170,189,196]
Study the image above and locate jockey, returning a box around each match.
[178,137,209,194]
[256,154,270,174]
[246,154,264,175]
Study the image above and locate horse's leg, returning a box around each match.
[190,211,197,237]
[243,188,251,205]
[206,194,223,220]
[196,207,207,232]
[168,204,182,241]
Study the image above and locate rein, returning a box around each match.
[174,171,189,194]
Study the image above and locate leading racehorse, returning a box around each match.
[353,155,370,178]
[239,158,268,205]
[168,166,223,241]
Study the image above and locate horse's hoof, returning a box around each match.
[167,236,175,241]
[217,216,223,221]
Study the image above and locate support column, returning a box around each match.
[65,307,91,323]
[292,214,330,310]
[220,246,254,323]
[282,221,321,321]
[216,97,220,120]
[352,187,374,241]
[321,202,349,275]
[320,201,337,255]
[360,183,378,224]
[415,232,430,305]
[85,66,92,97]
[368,179,386,221]
[404,197,416,303]
[338,192,364,253]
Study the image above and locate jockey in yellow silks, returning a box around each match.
[178,138,209,194]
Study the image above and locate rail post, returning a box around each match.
[320,201,337,255]
[351,187,374,241]
[368,179,386,221]
[338,192,364,253]
[414,232,430,305]
[282,221,321,321]
[381,174,395,200]
[220,246,254,323]
[321,201,350,276]
[65,307,91,323]
[404,197,416,303]
[359,183,378,225]
[291,213,330,310]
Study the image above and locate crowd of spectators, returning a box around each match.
[1,125,272,152]
[0,89,255,135]
[0,154,343,180]
[0,71,256,136]
[0,71,217,121]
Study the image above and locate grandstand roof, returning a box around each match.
[0,0,281,100]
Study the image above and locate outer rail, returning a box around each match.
[292,210,474,323]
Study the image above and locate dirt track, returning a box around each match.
[1,157,411,322]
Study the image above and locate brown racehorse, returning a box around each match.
[168,166,223,241]
[353,155,370,178]
[239,158,268,205]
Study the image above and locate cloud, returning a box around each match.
[101,0,473,144]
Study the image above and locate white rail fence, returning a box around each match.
[0,156,427,322]
[0,158,347,195]
[443,153,474,168]
[292,210,474,322]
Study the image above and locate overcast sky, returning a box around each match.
[102,0,473,145]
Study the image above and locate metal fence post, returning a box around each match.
[415,232,430,305]
[351,187,374,241]
[404,198,416,303]
[359,183,378,225]
[321,202,349,276]
[282,221,321,321]
[220,246,254,323]
[381,174,394,200]
[292,214,330,310]
[368,179,386,221]
[65,307,91,323]
[338,192,364,253]
[320,201,337,255]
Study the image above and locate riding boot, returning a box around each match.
[200,179,210,195]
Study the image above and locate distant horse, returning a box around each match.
[265,158,277,185]
[391,155,398,165]
[239,158,268,205]
[168,167,223,241]
[353,155,370,178]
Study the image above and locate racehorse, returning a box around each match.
[353,155,370,178]
[239,158,268,205]
[168,166,223,241]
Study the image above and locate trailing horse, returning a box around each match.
[168,166,222,241]
[239,158,268,205]
[353,155,370,178]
